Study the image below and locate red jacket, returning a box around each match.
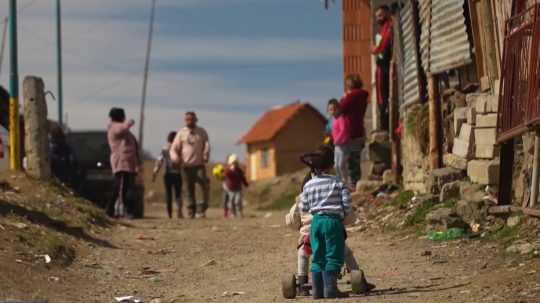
[225,166,249,191]
[339,89,369,139]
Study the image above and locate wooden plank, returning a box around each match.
[428,75,443,169]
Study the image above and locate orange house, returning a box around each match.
[238,102,327,181]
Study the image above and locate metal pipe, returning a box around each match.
[9,0,20,170]
[56,0,63,126]
[530,132,540,207]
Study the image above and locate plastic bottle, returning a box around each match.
[428,227,465,241]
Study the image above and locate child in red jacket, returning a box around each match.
[224,154,249,218]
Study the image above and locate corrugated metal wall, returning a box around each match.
[430,0,473,74]
[418,0,473,75]
[399,0,422,106]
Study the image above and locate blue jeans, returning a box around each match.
[334,145,349,185]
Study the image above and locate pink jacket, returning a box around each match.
[331,115,350,146]
[107,119,139,174]
[170,126,210,167]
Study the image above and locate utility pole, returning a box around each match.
[56,0,63,127]
[0,18,8,76]
[9,0,20,170]
[138,0,156,153]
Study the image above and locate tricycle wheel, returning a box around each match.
[281,273,297,299]
[350,270,368,294]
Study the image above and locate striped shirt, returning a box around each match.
[300,174,352,218]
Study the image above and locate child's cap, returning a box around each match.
[300,146,334,171]
[228,154,239,165]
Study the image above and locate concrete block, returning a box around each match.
[475,144,499,159]
[454,107,467,136]
[368,141,391,165]
[444,153,467,170]
[474,128,497,146]
[371,131,389,143]
[474,94,489,114]
[467,107,476,125]
[476,113,498,128]
[452,138,473,159]
[426,167,465,194]
[486,95,499,113]
[467,159,500,185]
[458,123,474,141]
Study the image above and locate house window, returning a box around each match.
[261,148,269,168]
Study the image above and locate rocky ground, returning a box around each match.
[2,172,540,302]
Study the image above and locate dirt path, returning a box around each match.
[45,202,540,303]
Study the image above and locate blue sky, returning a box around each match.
[0,0,343,160]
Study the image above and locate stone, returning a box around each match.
[467,160,500,185]
[368,141,392,166]
[356,180,383,193]
[370,162,389,176]
[382,169,393,184]
[466,107,476,125]
[472,94,488,113]
[507,215,522,228]
[476,113,498,128]
[475,144,499,159]
[454,107,468,137]
[474,128,497,146]
[426,167,465,195]
[506,243,535,255]
[449,91,467,107]
[455,200,488,224]
[486,95,499,113]
[458,123,474,141]
[439,181,461,203]
[459,182,485,202]
[453,138,473,159]
[426,207,468,231]
[444,153,468,170]
[371,131,389,143]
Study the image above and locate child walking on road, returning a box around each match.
[224,154,248,218]
[153,131,183,219]
[299,146,351,299]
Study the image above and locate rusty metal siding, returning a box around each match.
[342,0,372,88]
[430,0,472,74]
[418,0,472,75]
[418,0,431,73]
[399,0,422,106]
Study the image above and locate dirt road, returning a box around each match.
[36,202,540,303]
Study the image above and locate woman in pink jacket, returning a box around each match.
[107,108,139,218]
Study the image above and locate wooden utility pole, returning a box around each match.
[139,0,157,154]
[428,75,442,169]
[56,0,64,127]
[389,59,401,183]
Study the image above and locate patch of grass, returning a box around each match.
[391,190,415,208]
[490,224,521,241]
[258,192,296,211]
[441,198,458,209]
[405,200,436,226]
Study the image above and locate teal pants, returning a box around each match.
[310,214,345,273]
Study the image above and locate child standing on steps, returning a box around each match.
[224,154,248,218]
[299,146,351,299]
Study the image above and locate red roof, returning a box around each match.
[238,102,326,144]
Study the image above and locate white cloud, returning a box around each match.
[0,0,341,160]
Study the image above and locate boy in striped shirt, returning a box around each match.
[299,147,351,299]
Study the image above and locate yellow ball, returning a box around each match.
[212,164,225,179]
